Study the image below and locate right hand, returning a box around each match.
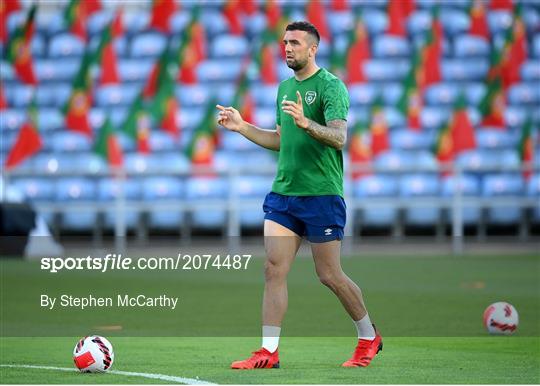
[216,105,244,133]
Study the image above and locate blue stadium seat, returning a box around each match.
[440,174,481,225]
[214,150,277,173]
[381,82,404,105]
[236,176,273,227]
[410,150,438,171]
[400,174,440,226]
[505,106,528,129]
[243,12,267,37]
[35,10,65,35]
[0,60,15,81]
[522,6,540,31]
[97,177,141,229]
[87,10,113,36]
[439,9,470,36]
[34,58,81,82]
[390,129,434,151]
[149,131,181,152]
[441,59,489,81]
[94,84,139,107]
[71,153,108,174]
[349,84,379,106]
[424,83,459,106]
[533,34,540,58]
[50,131,92,152]
[169,11,190,34]
[175,85,211,107]
[476,129,518,150]
[521,60,540,81]
[88,35,128,58]
[130,32,167,58]
[210,34,249,58]
[12,177,56,203]
[48,33,85,58]
[199,9,228,37]
[123,153,151,174]
[179,107,205,130]
[117,59,154,82]
[526,174,540,223]
[407,10,431,35]
[482,174,525,225]
[147,152,190,173]
[31,35,47,57]
[251,85,279,107]
[35,82,72,108]
[197,59,243,82]
[364,59,409,81]
[453,35,490,58]
[411,35,451,57]
[373,35,411,58]
[421,106,451,129]
[373,151,415,172]
[327,11,354,36]
[122,10,150,33]
[253,107,277,129]
[142,176,185,230]
[353,175,399,227]
[37,109,64,131]
[0,108,26,131]
[185,177,228,229]
[463,82,487,106]
[487,10,513,35]
[31,153,68,175]
[455,150,499,172]
[56,178,98,231]
[7,84,33,107]
[362,9,388,35]
[508,83,540,106]
[221,130,260,151]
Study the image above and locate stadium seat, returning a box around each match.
[50,131,93,153]
[327,11,354,36]
[440,174,481,225]
[487,10,513,35]
[455,150,499,173]
[185,177,228,229]
[441,59,489,81]
[94,84,140,107]
[117,59,154,82]
[88,34,128,58]
[35,83,72,108]
[7,84,33,108]
[349,84,379,106]
[508,83,540,106]
[390,129,434,151]
[362,8,388,35]
[505,106,528,128]
[533,34,540,59]
[196,59,243,82]
[463,82,487,106]
[149,131,181,152]
[175,85,212,107]
[35,10,65,36]
[142,176,185,230]
[381,82,404,106]
[253,107,277,129]
[71,153,108,174]
[31,35,47,57]
[34,58,81,82]
[0,60,15,82]
[97,177,141,229]
[147,152,191,174]
[56,178,98,231]
[221,130,260,151]
[130,32,167,58]
[373,35,411,58]
[521,60,540,81]
[87,10,113,36]
[236,176,273,227]
[210,34,249,58]
[0,108,26,131]
[453,35,490,58]
[353,175,399,227]
[364,59,409,81]
[373,151,415,172]
[439,9,470,36]
[482,174,525,225]
[12,177,56,203]
[48,33,85,58]
[400,174,440,226]
[407,10,431,36]
[36,109,64,132]
[476,129,518,150]
[243,12,267,37]
[169,11,190,34]
[122,10,150,33]
[526,174,540,223]
[251,85,279,107]
[179,107,205,131]
[199,9,228,37]
[214,150,277,173]
[410,150,438,172]
[424,83,459,106]
[421,106,451,129]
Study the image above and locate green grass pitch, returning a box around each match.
[1,253,539,384]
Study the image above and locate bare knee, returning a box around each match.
[318,272,347,291]
[264,259,288,283]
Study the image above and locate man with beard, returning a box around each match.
[217,21,382,369]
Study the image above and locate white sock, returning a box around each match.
[354,314,376,340]
[262,325,281,353]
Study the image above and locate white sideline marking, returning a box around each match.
[0,364,217,385]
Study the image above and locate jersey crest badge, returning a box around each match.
[305,91,317,105]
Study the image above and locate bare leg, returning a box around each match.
[262,220,302,326]
[311,240,367,321]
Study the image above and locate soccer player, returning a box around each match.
[217,21,382,369]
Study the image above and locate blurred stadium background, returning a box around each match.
[1,0,539,253]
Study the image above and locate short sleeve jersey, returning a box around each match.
[273,68,349,197]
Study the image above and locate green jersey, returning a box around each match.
[272,68,349,197]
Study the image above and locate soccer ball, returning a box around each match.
[73,335,114,372]
[483,302,519,335]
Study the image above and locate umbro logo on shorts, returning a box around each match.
[324,228,332,236]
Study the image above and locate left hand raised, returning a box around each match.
[281,90,309,130]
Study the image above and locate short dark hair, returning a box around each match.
[285,21,320,45]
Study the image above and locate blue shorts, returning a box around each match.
[263,192,346,243]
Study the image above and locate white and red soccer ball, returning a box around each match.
[483,302,519,335]
[73,335,114,372]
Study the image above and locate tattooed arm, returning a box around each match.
[303,119,347,150]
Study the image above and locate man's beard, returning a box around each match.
[286,57,308,71]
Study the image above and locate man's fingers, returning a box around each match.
[216,104,227,111]
[296,90,302,105]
